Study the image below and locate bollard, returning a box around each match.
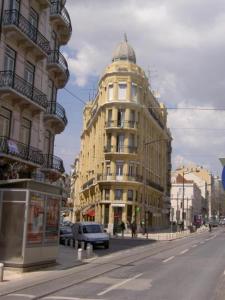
[0,263,4,282]
[86,243,93,258]
[70,239,73,248]
[77,248,83,261]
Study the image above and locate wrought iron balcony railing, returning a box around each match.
[97,173,143,183]
[3,10,50,55]
[104,145,138,154]
[0,71,48,109]
[50,1,72,36]
[46,101,68,126]
[105,120,138,129]
[0,136,44,166]
[43,154,65,173]
[47,50,69,82]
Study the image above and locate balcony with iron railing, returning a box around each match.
[44,101,67,133]
[47,50,69,88]
[97,173,143,183]
[42,154,65,174]
[50,1,72,45]
[104,145,138,154]
[105,120,138,130]
[3,10,50,58]
[0,71,48,110]
[146,178,164,192]
[0,136,44,167]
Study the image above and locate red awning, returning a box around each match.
[86,209,95,217]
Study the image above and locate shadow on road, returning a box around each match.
[94,237,157,257]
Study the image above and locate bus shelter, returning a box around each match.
[0,179,62,269]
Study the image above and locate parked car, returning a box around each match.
[72,222,109,249]
[60,226,74,245]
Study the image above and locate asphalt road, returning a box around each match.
[1,228,225,300]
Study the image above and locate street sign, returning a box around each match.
[222,166,225,190]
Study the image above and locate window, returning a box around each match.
[131,84,137,102]
[116,162,123,176]
[4,46,16,71]
[127,190,133,201]
[28,8,38,41]
[107,109,112,126]
[116,134,124,152]
[9,0,20,11]
[106,161,111,175]
[44,130,53,154]
[115,189,123,200]
[128,164,134,177]
[117,109,125,127]
[0,107,11,137]
[130,110,135,128]
[105,189,110,201]
[20,118,31,145]
[118,83,127,100]
[24,62,35,85]
[108,84,113,101]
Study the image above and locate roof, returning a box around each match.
[112,34,136,64]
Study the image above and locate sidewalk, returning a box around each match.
[114,225,208,240]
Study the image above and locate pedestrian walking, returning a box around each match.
[120,220,125,237]
[131,220,137,238]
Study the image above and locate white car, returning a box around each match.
[72,222,109,249]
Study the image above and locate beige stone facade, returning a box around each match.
[0,0,71,181]
[72,39,172,233]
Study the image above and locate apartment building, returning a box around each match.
[0,0,71,267]
[72,37,172,233]
[0,0,71,181]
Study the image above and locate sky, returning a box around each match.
[55,0,225,177]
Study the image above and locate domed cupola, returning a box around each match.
[112,34,136,64]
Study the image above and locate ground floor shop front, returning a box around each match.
[79,202,169,234]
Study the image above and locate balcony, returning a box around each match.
[0,71,48,111]
[50,1,72,45]
[97,173,143,183]
[105,120,138,130]
[146,179,164,192]
[36,0,51,9]
[104,145,137,154]
[0,136,44,167]
[3,10,50,59]
[42,154,65,174]
[47,50,69,88]
[44,101,67,134]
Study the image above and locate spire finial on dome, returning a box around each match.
[112,35,136,64]
[124,33,128,42]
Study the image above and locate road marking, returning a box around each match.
[97,273,143,296]
[200,241,205,244]
[191,244,197,248]
[179,249,189,254]
[7,294,35,299]
[44,297,102,300]
[162,256,175,263]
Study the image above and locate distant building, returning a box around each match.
[171,173,202,228]
[71,37,172,233]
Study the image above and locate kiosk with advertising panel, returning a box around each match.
[0,179,62,269]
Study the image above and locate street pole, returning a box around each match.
[182,171,185,230]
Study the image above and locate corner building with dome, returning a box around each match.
[72,38,172,233]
